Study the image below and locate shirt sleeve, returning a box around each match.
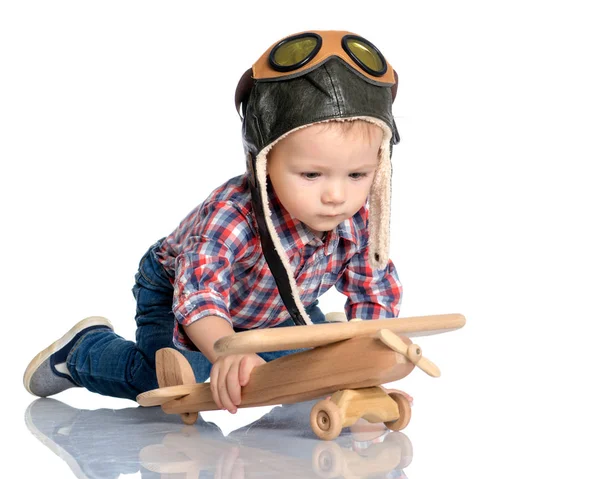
[336,244,403,320]
[172,200,254,350]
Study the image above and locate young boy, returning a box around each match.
[24,30,403,414]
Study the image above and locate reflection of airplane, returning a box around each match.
[24,397,412,478]
[141,424,412,479]
[138,313,466,439]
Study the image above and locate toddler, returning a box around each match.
[24,30,403,414]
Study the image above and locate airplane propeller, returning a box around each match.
[376,329,441,378]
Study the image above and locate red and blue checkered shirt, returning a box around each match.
[155,174,402,350]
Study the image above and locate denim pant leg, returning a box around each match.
[66,326,144,400]
[67,241,212,400]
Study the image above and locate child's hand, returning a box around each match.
[210,353,266,414]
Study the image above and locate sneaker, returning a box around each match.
[23,316,113,397]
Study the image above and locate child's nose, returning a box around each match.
[322,181,345,205]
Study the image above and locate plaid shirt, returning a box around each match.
[155,174,402,350]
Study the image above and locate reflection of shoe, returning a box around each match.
[24,398,88,478]
[23,316,113,397]
[24,398,224,479]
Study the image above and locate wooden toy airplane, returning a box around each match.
[137,313,466,440]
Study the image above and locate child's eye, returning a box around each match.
[301,172,321,180]
[349,172,368,180]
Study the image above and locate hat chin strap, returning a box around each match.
[251,117,393,326]
[248,154,311,326]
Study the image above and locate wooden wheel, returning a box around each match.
[384,392,411,431]
[310,399,343,440]
[181,411,199,425]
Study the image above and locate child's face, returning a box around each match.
[267,122,383,236]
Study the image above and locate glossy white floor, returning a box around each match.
[4,1,600,477]
[20,394,416,478]
[13,321,600,478]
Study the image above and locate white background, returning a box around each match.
[2,1,599,477]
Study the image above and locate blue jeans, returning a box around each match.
[66,239,327,401]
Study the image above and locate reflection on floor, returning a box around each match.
[25,397,412,478]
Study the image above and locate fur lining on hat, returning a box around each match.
[255,117,393,324]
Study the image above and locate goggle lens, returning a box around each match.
[271,36,319,69]
[345,38,385,73]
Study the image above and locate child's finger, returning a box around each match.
[218,363,237,413]
[238,355,252,387]
[219,376,236,413]
[227,359,242,407]
[210,363,224,410]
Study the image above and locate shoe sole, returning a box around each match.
[23,316,114,396]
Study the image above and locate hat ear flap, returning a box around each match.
[235,68,254,119]
[368,133,392,270]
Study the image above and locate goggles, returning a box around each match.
[236,30,398,117]
[258,30,395,84]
